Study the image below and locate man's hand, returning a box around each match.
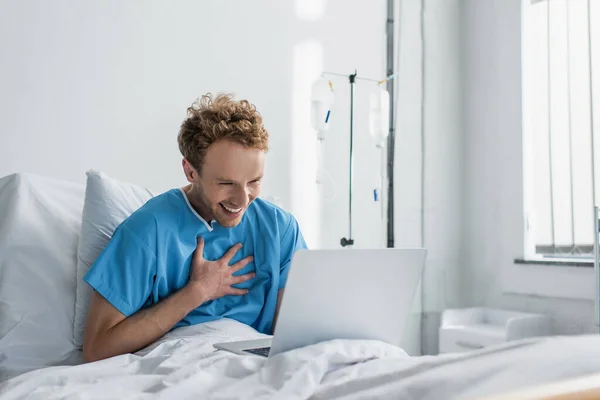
[186,237,255,305]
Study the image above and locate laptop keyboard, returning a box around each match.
[244,347,271,357]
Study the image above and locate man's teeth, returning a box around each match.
[222,204,242,213]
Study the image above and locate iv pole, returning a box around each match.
[342,71,357,247]
[321,70,388,248]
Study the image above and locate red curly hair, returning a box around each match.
[177,93,269,170]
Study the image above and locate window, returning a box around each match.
[522,0,599,260]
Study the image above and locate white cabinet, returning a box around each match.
[438,308,552,354]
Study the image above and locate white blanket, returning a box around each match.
[2,319,600,400]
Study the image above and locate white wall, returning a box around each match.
[393,0,464,354]
[0,0,294,195]
[462,0,597,335]
[0,0,387,252]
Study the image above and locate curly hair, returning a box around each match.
[177,93,269,170]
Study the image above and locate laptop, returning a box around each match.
[213,248,427,358]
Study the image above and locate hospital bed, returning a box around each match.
[1,171,600,400]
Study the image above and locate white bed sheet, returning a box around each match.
[2,318,600,400]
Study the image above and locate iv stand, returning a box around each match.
[321,70,386,248]
[340,71,357,247]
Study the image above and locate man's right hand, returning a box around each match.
[186,237,255,306]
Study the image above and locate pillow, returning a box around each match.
[72,170,155,348]
[0,173,84,379]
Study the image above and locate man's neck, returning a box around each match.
[182,184,213,222]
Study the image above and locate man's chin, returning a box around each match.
[215,213,244,228]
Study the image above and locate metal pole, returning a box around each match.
[595,206,599,334]
[349,72,355,243]
[566,1,577,253]
[380,145,386,247]
[586,0,598,334]
[341,71,357,247]
[386,0,396,248]
[547,1,557,251]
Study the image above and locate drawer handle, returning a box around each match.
[455,341,484,350]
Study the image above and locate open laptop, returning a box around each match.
[213,248,427,358]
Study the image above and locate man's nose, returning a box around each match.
[233,186,249,206]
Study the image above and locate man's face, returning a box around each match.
[187,140,265,228]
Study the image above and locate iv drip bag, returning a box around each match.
[310,78,334,133]
[369,87,390,147]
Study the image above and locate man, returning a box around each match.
[82,93,307,362]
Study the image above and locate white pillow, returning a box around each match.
[0,173,84,379]
[72,170,155,348]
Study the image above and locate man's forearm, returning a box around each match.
[88,286,205,361]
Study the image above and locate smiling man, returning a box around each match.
[82,93,307,362]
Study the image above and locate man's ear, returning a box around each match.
[182,158,198,183]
